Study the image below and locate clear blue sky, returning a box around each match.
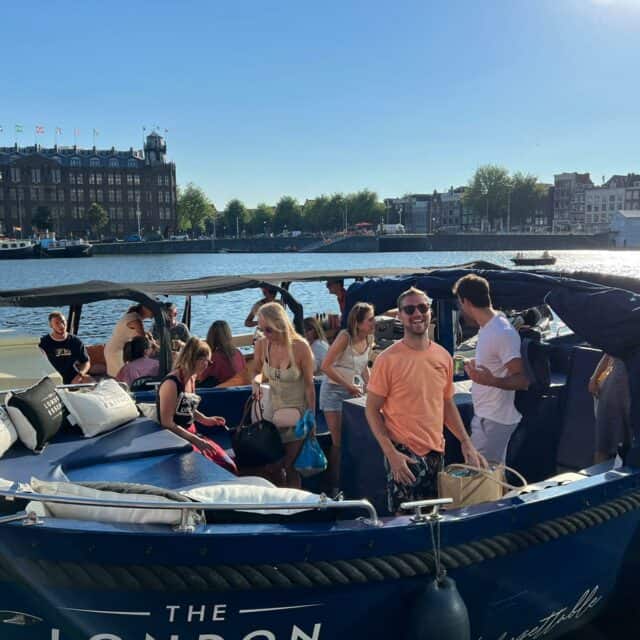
[1,0,639,207]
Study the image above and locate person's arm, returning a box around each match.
[158,379,219,453]
[194,408,226,428]
[365,391,416,485]
[298,341,316,414]
[71,339,91,381]
[253,338,265,380]
[443,397,487,468]
[589,354,612,396]
[244,302,259,328]
[321,331,362,396]
[465,357,529,391]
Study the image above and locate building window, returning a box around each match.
[70,189,77,202]
[108,174,114,185]
[70,157,81,168]
[10,168,21,183]
[115,174,121,185]
[146,192,152,203]
[109,207,116,219]
[97,190,103,202]
[31,168,41,184]
[157,176,163,186]
[108,190,115,202]
[134,174,140,185]
[69,173,76,185]
[76,174,83,185]
[90,157,100,168]
[165,191,171,203]
[109,158,119,168]
[127,191,134,202]
[117,206,123,219]
[89,174,95,184]
[51,169,61,184]
[116,191,122,202]
[30,188,39,201]
[128,207,136,219]
[158,191,164,203]
[89,189,96,201]
[127,159,137,168]
[126,174,133,185]
[57,189,65,202]
[164,175,170,186]
[96,174,102,185]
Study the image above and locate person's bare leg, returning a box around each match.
[325,410,342,495]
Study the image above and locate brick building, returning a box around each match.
[0,132,176,238]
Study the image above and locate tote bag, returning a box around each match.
[438,463,527,509]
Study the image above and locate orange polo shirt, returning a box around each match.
[367,340,454,456]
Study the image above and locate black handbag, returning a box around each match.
[232,396,285,467]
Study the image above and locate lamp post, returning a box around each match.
[135,195,141,238]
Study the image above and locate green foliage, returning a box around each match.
[246,203,274,235]
[272,196,302,234]
[464,165,512,224]
[86,202,108,237]
[509,172,548,229]
[177,183,215,233]
[222,199,248,236]
[32,205,53,231]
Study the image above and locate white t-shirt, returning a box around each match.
[472,313,522,425]
[310,339,329,375]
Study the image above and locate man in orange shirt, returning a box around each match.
[366,287,485,513]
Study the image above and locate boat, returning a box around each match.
[36,236,93,258]
[511,251,557,266]
[0,263,639,639]
[0,239,36,260]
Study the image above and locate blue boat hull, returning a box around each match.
[1,469,639,640]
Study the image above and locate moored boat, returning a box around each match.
[0,264,639,639]
[0,239,36,260]
[36,237,93,258]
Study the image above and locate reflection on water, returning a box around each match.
[1,250,638,343]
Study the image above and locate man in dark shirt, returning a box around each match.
[152,301,191,346]
[39,311,91,384]
[326,278,347,316]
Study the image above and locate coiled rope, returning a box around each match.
[1,486,639,592]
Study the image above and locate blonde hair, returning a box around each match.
[258,302,305,365]
[174,337,211,378]
[347,302,375,339]
[206,320,237,363]
[303,316,326,342]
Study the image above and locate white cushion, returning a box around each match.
[0,406,17,458]
[181,483,326,515]
[30,477,198,526]
[56,379,139,437]
[137,402,158,423]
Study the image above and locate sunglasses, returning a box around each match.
[401,303,430,315]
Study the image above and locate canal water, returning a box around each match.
[1,249,639,341]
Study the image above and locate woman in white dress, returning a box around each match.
[104,304,154,377]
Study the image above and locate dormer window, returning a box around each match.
[109,158,119,168]
[89,157,100,168]
[70,157,81,168]
[127,158,137,168]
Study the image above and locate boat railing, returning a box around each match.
[0,487,382,531]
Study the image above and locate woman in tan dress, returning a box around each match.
[253,302,315,488]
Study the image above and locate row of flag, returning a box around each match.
[0,125,99,136]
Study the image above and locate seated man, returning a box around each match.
[152,301,191,348]
[39,311,91,384]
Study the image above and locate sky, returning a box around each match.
[1,0,639,208]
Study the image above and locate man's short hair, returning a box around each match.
[326,278,344,287]
[397,287,429,310]
[453,274,491,308]
[48,310,65,323]
[163,301,177,312]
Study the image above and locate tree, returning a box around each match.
[345,190,385,227]
[177,183,215,234]
[32,205,53,232]
[86,203,108,239]
[302,196,329,233]
[246,203,273,236]
[463,165,512,228]
[222,199,248,237]
[509,172,548,231]
[272,196,302,234]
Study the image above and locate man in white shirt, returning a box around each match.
[453,274,529,463]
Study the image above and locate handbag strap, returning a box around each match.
[238,394,257,428]
[444,463,528,491]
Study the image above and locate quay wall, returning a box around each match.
[92,232,613,255]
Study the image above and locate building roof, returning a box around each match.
[615,210,640,219]
[0,145,145,169]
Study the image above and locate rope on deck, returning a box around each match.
[1,485,639,592]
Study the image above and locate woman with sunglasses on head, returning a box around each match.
[253,302,316,488]
[157,337,236,473]
[320,302,375,497]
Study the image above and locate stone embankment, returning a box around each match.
[91,232,612,255]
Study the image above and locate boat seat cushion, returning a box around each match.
[5,376,65,451]
[29,477,199,526]
[0,417,191,484]
[0,406,17,458]
[56,379,140,437]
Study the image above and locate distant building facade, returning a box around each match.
[611,210,640,248]
[552,172,594,232]
[0,132,176,238]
